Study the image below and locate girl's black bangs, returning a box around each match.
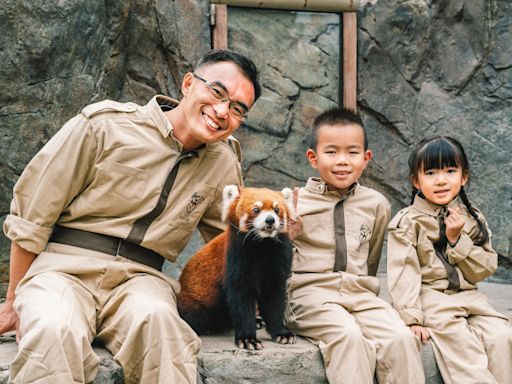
[417,139,462,171]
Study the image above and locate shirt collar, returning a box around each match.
[146,95,178,138]
[305,177,359,199]
[412,194,462,217]
[147,95,212,155]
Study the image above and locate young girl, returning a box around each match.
[387,136,512,384]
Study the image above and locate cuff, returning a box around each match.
[447,232,473,264]
[398,308,424,326]
[3,214,52,254]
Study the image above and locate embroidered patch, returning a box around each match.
[356,224,372,251]
[180,192,205,222]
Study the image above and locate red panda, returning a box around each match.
[177,185,296,350]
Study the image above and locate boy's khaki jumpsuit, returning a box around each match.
[285,178,425,384]
[387,195,512,384]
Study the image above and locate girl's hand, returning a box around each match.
[445,207,465,246]
[409,324,430,343]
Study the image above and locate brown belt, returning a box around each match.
[49,225,165,271]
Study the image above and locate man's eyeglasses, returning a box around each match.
[192,73,249,121]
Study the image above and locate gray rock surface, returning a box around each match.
[1,1,511,289]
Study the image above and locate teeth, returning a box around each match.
[203,114,220,130]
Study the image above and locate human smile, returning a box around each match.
[333,170,351,178]
[434,189,450,196]
[202,113,224,131]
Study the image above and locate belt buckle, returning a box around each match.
[115,239,124,257]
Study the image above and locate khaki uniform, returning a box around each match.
[285,178,424,384]
[387,195,512,384]
[3,96,243,384]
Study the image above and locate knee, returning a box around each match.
[393,326,418,346]
[486,323,512,347]
[335,326,366,347]
[22,316,83,346]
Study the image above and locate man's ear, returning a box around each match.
[181,72,194,97]
[306,149,318,169]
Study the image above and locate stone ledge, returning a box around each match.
[0,331,441,384]
[1,279,510,384]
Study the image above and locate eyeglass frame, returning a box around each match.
[192,73,250,121]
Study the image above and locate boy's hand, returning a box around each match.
[287,187,302,241]
[409,324,429,343]
[445,207,465,246]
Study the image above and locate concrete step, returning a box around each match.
[1,278,510,384]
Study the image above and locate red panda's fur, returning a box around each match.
[177,186,296,349]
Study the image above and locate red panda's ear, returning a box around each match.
[222,185,240,222]
[280,187,296,220]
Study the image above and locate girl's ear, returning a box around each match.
[461,172,469,186]
[412,175,420,190]
[306,149,318,168]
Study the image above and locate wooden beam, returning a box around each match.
[211,0,361,12]
[343,12,357,111]
[212,4,228,49]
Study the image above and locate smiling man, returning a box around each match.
[0,49,260,384]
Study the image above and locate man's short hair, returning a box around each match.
[196,49,261,101]
[310,107,368,150]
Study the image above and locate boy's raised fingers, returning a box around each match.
[292,187,299,209]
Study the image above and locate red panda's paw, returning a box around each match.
[236,337,263,350]
[255,315,266,330]
[272,330,296,345]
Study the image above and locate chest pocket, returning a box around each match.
[89,160,148,215]
[346,215,374,259]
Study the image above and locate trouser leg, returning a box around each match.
[350,293,425,384]
[422,289,498,384]
[11,271,98,384]
[467,311,512,384]
[97,274,201,384]
[286,301,376,384]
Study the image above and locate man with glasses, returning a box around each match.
[0,49,260,383]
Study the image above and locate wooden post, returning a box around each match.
[342,12,357,111]
[212,4,228,49]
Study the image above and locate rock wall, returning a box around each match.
[1,0,511,293]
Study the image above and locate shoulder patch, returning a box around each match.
[81,100,137,119]
[388,208,409,230]
[226,135,242,162]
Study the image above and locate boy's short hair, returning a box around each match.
[310,107,368,150]
[196,49,261,101]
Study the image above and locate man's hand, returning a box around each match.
[0,299,20,342]
[409,324,429,343]
[445,207,465,246]
[287,187,303,241]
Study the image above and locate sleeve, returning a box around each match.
[446,213,497,284]
[3,114,98,254]
[367,196,391,276]
[387,212,424,326]
[197,149,243,243]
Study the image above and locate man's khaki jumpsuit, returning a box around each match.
[285,178,425,384]
[387,195,512,384]
[3,96,243,383]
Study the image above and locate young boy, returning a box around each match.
[285,108,425,384]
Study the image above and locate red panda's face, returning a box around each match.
[222,186,294,238]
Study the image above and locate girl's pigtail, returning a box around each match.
[459,187,488,246]
[433,207,460,290]
[433,208,448,256]
[410,187,419,205]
